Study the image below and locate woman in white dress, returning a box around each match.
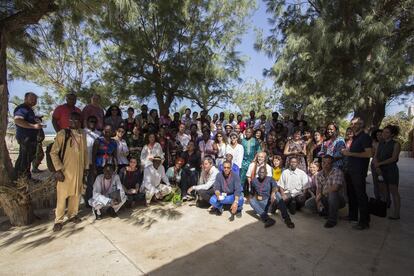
[225,132,244,169]
[140,133,164,168]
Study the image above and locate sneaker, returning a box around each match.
[264,217,276,228]
[352,223,370,230]
[236,211,242,218]
[324,221,337,228]
[215,208,223,216]
[285,218,295,229]
[182,195,188,202]
[229,214,235,222]
[53,223,63,232]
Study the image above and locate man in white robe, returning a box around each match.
[89,164,126,219]
[141,156,172,205]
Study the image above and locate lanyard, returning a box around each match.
[257,177,268,195]
[223,173,232,193]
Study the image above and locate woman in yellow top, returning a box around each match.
[272,155,283,182]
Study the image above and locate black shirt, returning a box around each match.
[348,131,372,174]
[13,104,38,141]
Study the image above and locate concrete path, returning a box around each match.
[1,158,413,276]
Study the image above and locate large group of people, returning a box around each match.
[13,92,403,232]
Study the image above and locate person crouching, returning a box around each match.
[89,164,127,220]
[141,156,172,206]
[209,161,244,221]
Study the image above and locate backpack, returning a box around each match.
[46,129,71,172]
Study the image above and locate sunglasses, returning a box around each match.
[217,135,222,137]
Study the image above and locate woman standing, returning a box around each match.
[227,132,245,170]
[213,131,227,167]
[140,133,164,168]
[240,128,260,190]
[371,129,384,201]
[104,105,123,132]
[92,124,118,175]
[126,125,145,162]
[318,123,346,169]
[284,129,307,171]
[113,126,129,172]
[374,125,401,219]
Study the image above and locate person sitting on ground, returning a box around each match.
[218,153,240,175]
[179,141,201,199]
[187,156,219,207]
[209,161,244,220]
[119,157,144,207]
[166,157,185,187]
[246,151,273,194]
[278,156,309,214]
[305,155,346,228]
[89,164,127,220]
[250,167,295,228]
[141,156,172,206]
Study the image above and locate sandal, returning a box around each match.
[53,223,63,232]
[68,216,82,223]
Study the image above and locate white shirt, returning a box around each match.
[176,132,191,151]
[142,164,170,194]
[279,168,309,197]
[84,128,101,165]
[89,174,127,212]
[116,139,129,165]
[195,166,219,191]
[140,142,164,167]
[226,144,244,168]
[246,163,273,179]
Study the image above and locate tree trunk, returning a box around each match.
[354,98,387,130]
[0,28,35,225]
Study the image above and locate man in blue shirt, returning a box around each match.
[250,167,295,228]
[209,161,244,220]
[13,92,43,179]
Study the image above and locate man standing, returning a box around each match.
[342,117,372,230]
[209,161,244,220]
[13,92,43,178]
[240,128,261,191]
[81,94,105,131]
[279,157,309,214]
[141,156,172,206]
[250,167,295,228]
[84,115,101,205]
[187,157,219,206]
[306,155,346,228]
[52,93,81,132]
[50,112,88,231]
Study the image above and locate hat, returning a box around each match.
[225,124,234,129]
[153,156,162,161]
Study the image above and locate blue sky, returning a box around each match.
[8,0,411,119]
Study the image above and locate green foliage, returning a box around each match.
[92,0,255,113]
[232,79,280,117]
[8,16,102,104]
[381,112,414,151]
[257,0,414,127]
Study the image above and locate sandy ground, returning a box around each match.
[0,158,413,275]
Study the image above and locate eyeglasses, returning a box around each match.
[231,136,237,139]
[223,166,231,169]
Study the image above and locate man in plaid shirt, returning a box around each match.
[314,155,346,228]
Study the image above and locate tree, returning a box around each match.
[8,15,103,107]
[0,0,135,226]
[232,79,280,117]
[381,111,413,151]
[94,0,254,115]
[256,0,414,128]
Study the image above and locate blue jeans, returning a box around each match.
[250,192,290,220]
[210,194,244,212]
